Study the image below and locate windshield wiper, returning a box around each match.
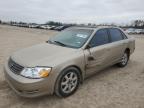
[47,40,70,47]
[53,41,67,46]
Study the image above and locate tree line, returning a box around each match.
[131,20,144,29]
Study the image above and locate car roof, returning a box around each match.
[67,26,121,31]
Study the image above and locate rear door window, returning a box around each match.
[109,28,124,42]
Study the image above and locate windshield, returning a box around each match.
[48,29,93,48]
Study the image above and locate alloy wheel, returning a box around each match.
[61,72,78,94]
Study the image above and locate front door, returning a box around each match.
[84,28,111,76]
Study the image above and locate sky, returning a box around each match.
[0,0,144,24]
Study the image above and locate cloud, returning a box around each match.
[0,0,144,24]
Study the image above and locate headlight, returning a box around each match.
[20,67,52,79]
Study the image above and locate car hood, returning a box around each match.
[11,43,77,67]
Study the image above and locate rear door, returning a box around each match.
[107,28,126,63]
[84,28,111,76]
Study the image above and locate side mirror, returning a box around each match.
[85,44,91,49]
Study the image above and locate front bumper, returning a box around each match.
[4,62,55,98]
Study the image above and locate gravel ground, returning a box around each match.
[0,25,144,108]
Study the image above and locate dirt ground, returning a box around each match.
[0,25,144,108]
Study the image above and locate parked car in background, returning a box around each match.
[28,24,39,28]
[135,29,144,34]
[54,26,65,31]
[48,26,56,30]
[4,27,135,98]
[10,22,71,31]
[125,28,144,34]
[54,25,71,31]
[11,23,29,28]
[39,25,49,29]
[39,25,56,30]
[125,28,136,34]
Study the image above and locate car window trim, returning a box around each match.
[120,30,128,39]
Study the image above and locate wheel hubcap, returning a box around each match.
[61,72,78,93]
[121,53,128,65]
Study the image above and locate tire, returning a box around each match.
[55,67,81,97]
[117,51,129,67]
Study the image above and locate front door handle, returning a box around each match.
[88,56,95,61]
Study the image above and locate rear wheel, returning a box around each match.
[117,52,129,67]
[55,67,80,97]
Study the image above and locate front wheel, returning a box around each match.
[117,52,129,67]
[55,67,80,97]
